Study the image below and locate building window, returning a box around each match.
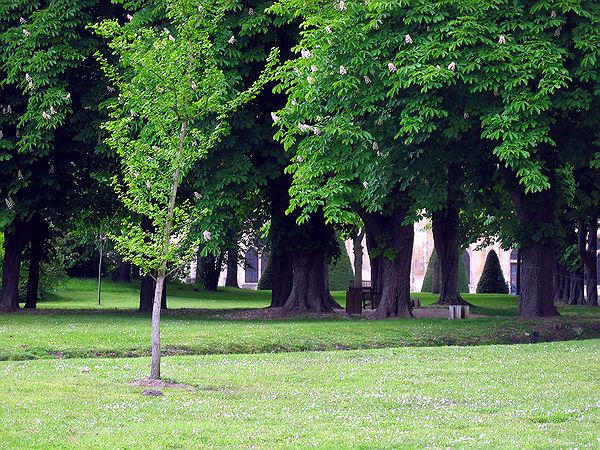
[245,249,259,283]
[510,249,518,261]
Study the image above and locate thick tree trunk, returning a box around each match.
[584,218,598,306]
[352,229,364,287]
[373,209,414,319]
[283,248,339,312]
[567,272,584,305]
[270,249,293,307]
[139,272,154,312]
[518,241,559,317]
[115,257,131,283]
[195,250,204,285]
[202,255,220,291]
[225,247,239,288]
[432,203,470,306]
[1,219,33,311]
[431,253,441,294]
[360,206,414,318]
[25,216,48,309]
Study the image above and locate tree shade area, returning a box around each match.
[0,0,599,444]
[477,250,509,294]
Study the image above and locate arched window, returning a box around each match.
[245,249,259,283]
[464,251,471,286]
[510,249,518,261]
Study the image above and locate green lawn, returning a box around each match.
[0,340,598,448]
[0,278,598,361]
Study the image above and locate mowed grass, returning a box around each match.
[0,278,598,361]
[0,340,598,448]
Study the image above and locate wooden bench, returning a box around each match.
[345,281,381,314]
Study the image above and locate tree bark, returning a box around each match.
[114,256,131,283]
[139,272,154,312]
[584,218,598,306]
[516,249,521,295]
[202,255,220,291]
[352,229,364,287]
[283,248,340,312]
[432,203,470,305]
[360,206,414,318]
[270,248,293,307]
[195,250,204,285]
[431,253,441,294]
[518,241,559,317]
[1,218,33,311]
[225,247,239,288]
[25,216,48,309]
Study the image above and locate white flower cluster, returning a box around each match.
[405,34,413,44]
[337,0,346,11]
[301,49,311,59]
[228,35,235,44]
[25,73,34,90]
[388,63,397,72]
[339,65,347,75]
[297,123,321,135]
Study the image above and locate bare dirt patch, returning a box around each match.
[129,378,195,390]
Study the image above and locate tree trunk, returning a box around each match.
[518,241,559,317]
[283,248,339,312]
[139,272,154,312]
[150,268,166,380]
[225,247,239,288]
[1,219,33,311]
[352,229,364,287]
[202,255,220,291]
[431,253,441,294]
[360,206,414,318]
[584,218,598,306]
[567,272,584,305]
[270,248,293,307]
[116,257,131,283]
[195,250,204,285]
[432,203,470,305]
[25,216,48,309]
[373,208,414,319]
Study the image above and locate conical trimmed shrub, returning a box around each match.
[257,256,272,290]
[328,239,355,290]
[476,250,508,294]
[422,250,469,293]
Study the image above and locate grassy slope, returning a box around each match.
[0,340,598,448]
[0,278,598,361]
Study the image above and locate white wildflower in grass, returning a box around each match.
[228,35,235,44]
[301,49,311,59]
[498,34,506,44]
[298,123,312,132]
[248,8,254,15]
[364,75,372,84]
[311,64,318,72]
[339,65,347,75]
[313,127,321,135]
[5,196,15,209]
[307,76,314,84]
[388,63,397,72]
[202,230,212,241]
[42,111,51,120]
[168,34,175,42]
[22,28,30,36]
[405,34,413,44]
[126,14,133,20]
[325,26,332,34]
[19,17,26,24]
[372,142,379,151]
[338,0,346,11]
[448,61,456,71]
